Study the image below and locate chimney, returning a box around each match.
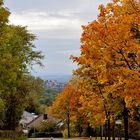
[43,114,48,120]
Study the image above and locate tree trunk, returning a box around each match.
[112,121,115,140]
[105,123,107,140]
[67,112,70,138]
[95,128,97,139]
[79,127,82,137]
[4,96,21,130]
[119,124,122,140]
[123,106,129,140]
[107,118,111,140]
[87,123,91,137]
[100,125,103,140]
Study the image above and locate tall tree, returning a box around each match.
[1,25,44,130]
[49,84,74,138]
[0,0,44,130]
[71,0,140,139]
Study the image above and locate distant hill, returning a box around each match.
[39,74,71,106]
[41,74,71,83]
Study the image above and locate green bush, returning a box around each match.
[62,123,79,138]
[16,135,27,140]
[37,120,59,132]
[63,129,68,138]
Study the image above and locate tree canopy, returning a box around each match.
[50,0,140,139]
[0,0,44,130]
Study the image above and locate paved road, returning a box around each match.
[28,138,89,140]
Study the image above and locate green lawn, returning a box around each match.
[0,135,27,140]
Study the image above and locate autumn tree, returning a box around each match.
[68,77,88,137]
[71,0,140,140]
[49,84,75,138]
[71,74,122,139]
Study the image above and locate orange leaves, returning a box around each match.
[47,0,140,131]
[70,0,140,127]
[81,45,89,53]
[98,4,107,17]
[49,83,82,122]
[49,84,73,119]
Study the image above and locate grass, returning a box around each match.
[0,135,27,140]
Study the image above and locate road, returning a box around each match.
[28,138,89,140]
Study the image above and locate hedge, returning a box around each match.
[0,130,22,138]
[30,131,63,138]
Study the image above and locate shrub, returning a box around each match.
[30,131,63,138]
[63,129,68,138]
[38,120,59,132]
[0,130,27,140]
[28,127,39,138]
[0,130,20,138]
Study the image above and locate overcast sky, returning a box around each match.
[4,0,110,77]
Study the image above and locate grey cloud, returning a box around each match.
[5,0,110,75]
[5,0,110,12]
[7,0,110,40]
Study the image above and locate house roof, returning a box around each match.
[27,113,60,128]
[20,111,38,125]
